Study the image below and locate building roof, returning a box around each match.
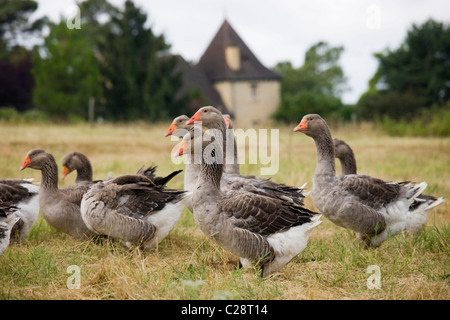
[173,55,227,114]
[196,19,282,82]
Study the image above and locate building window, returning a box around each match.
[250,81,258,100]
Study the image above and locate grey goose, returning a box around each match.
[294,114,444,247]
[186,106,308,205]
[166,113,240,175]
[167,111,308,213]
[20,149,98,240]
[333,137,444,224]
[80,172,188,251]
[62,152,93,184]
[175,130,321,277]
[61,151,182,187]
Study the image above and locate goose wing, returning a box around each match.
[136,166,182,187]
[220,191,317,237]
[223,174,306,206]
[0,201,18,217]
[339,175,401,208]
[60,182,95,206]
[0,179,37,203]
[90,174,185,220]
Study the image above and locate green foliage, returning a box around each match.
[0,107,19,122]
[94,0,185,121]
[0,1,45,112]
[377,19,450,104]
[0,0,46,58]
[273,41,348,122]
[375,104,450,137]
[21,109,51,122]
[275,91,344,121]
[357,19,450,122]
[32,20,103,121]
[29,0,185,122]
[357,90,425,121]
[0,106,51,123]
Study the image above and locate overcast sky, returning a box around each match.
[32,0,450,104]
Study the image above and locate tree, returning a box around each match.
[273,41,347,122]
[0,47,34,111]
[0,0,46,58]
[96,0,184,121]
[77,0,118,47]
[0,0,45,111]
[357,19,450,120]
[32,21,103,121]
[31,0,185,122]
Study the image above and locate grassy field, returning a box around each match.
[0,121,448,300]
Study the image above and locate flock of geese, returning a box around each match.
[0,106,444,277]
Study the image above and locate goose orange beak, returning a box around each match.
[165,122,177,137]
[294,119,308,132]
[174,141,188,157]
[20,156,31,170]
[62,166,70,179]
[187,110,201,125]
[224,117,231,129]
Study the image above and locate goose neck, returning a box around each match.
[40,159,59,191]
[76,163,93,183]
[184,161,200,192]
[198,162,223,192]
[313,132,336,177]
[338,154,357,175]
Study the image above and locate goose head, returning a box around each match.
[186,106,225,129]
[20,149,51,171]
[293,114,329,138]
[174,140,189,158]
[165,115,190,138]
[333,138,351,160]
[174,127,207,157]
[174,129,219,163]
[61,152,88,180]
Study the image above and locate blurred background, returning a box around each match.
[0,0,449,134]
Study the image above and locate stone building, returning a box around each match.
[177,19,281,127]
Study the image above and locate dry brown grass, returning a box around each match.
[0,121,448,300]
